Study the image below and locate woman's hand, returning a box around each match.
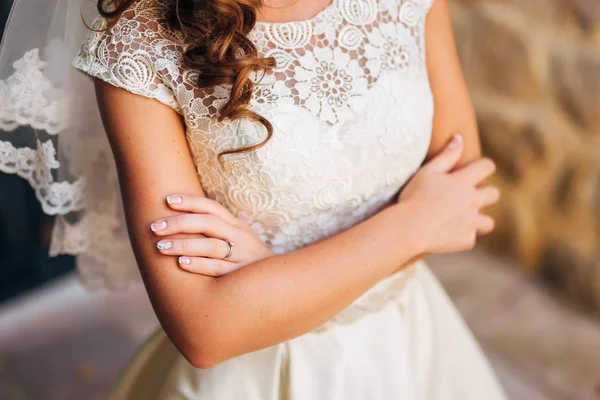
[396,133,500,254]
[150,195,274,276]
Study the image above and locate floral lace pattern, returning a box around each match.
[0,41,141,287]
[0,138,85,215]
[0,47,88,215]
[74,0,435,251]
[0,48,70,135]
[69,0,434,295]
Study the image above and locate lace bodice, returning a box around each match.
[72,0,435,254]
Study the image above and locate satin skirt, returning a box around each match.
[106,261,508,400]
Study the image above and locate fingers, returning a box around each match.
[151,213,237,239]
[475,186,499,235]
[156,237,233,260]
[155,236,241,276]
[476,185,501,208]
[454,157,497,184]
[422,133,464,174]
[177,256,238,277]
[165,194,240,226]
[476,215,495,235]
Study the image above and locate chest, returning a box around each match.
[180,0,434,216]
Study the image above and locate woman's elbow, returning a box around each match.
[185,352,221,370]
[177,325,230,369]
[180,341,225,370]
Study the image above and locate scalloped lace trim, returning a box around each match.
[0,138,85,215]
[0,49,70,135]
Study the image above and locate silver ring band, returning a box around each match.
[222,240,234,260]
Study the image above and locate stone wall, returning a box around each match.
[449,0,600,312]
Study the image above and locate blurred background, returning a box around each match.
[1,0,600,399]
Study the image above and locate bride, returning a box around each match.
[0,0,508,398]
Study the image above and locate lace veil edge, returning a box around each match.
[0,0,143,290]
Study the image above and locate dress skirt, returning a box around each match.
[106,261,508,400]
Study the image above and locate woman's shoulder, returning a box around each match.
[72,0,187,112]
[75,0,186,64]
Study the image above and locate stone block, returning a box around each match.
[449,0,600,316]
[552,50,600,132]
[468,4,541,100]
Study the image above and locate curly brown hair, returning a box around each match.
[96,0,276,165]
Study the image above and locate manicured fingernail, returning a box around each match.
[157,241,173,250]
[167,195,182,205]
[448,133,463,149]
[179,256,191,265]
[151,220,167,232]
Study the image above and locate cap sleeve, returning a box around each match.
[72,6,184,114]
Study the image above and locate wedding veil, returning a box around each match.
[0,0,142,289]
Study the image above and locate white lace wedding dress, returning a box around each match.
[71,0,508,398]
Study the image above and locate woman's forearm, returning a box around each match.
[96,75,490,372]
[168,201,424,368]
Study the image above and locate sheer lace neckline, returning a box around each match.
[255,0,338,26]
